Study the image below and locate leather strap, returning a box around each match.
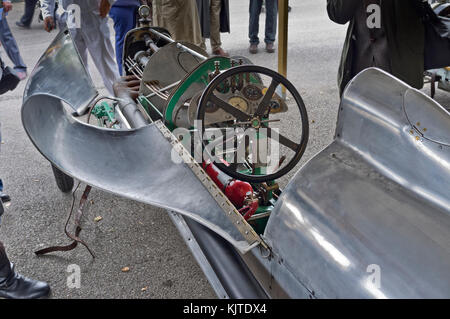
[35,185,95,258]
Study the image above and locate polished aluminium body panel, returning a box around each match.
[263,68,450,298]
[21,30,259,253]
[138,42,206,114]
[24,29,98,115]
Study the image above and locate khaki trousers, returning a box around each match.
[209,0,222,50]
[152,0,203,47]
[201,0,222,51]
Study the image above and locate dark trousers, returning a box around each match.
[0,69,7,273]
[0,242,10,275]
[0,17,27,72]
[0,179,3,224]
[249,0,278,45]
[0,122,3,223]
[19,0,39,27]
[0,125,2,195]
[109,5,138,76]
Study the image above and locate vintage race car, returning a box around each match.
[22,10,450,298]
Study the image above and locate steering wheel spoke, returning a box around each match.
[265,127,299,151]
[209,94,250,122]
[255,79,279,117]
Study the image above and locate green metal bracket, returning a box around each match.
[164,56,232,130]
[91,101,119,128]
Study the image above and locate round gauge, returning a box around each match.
[228,96,249,113]
[242,84,263,101]
[138,5,151,18]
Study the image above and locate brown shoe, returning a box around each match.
[212,47,229,57]
[266,43,275,53]
[249,44,258,54]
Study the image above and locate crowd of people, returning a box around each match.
[0,0,281,92]
[0,0,444,299]
[10,0,279,81]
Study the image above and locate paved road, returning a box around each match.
[0,1,448,299]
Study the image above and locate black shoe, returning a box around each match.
[15,21,31,29]
[0,66,20,95]
[0,263,51,299]
[0,192,10,204]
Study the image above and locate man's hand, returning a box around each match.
[43,16,56,32]
[113,75,141,100]
[3,1,12,12]
[99,0,111,18]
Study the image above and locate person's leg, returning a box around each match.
[264,0,277,47]
[210,0,227,55]
[0,131,3,215]
[249,0,262,45]
[18,0,39,27]
[0,17,27,76]
[0,127,6,204]
[183,0,203,47]
[109,6,138,76]
[153,0,201,47]
[71,28,89,69]
[83,14,119,95]
[200,39,207,51]
[0,179,10,204]
[0,126,4,203]
[0,242,10,273]
[0,241,51,299]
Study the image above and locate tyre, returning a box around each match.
[51,164,74,193]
